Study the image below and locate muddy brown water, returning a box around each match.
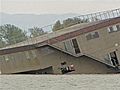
[0,74,120,90]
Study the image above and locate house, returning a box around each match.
[0,9,120,74]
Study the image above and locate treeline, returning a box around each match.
[52,17,88,31]
[0,24,46,48]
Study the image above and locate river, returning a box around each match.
[0,74,120,90]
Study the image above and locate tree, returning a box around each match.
[0,24,27,45]
[52,17,89,31]
[28,27,46,37]
[0,30,5,47]
[63,18,75,28]
[0,37,5,48]
[73,17,83,24]
[52,20,63,31]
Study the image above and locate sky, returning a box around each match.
[0,0,120,14]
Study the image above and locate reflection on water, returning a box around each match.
[0,74,120,90]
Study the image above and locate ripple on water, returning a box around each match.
[0,74,120,90]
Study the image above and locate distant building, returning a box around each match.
[0,9,120,74]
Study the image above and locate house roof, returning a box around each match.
[0,17,120,55]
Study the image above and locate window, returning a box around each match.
[116,25,120,31]
[109,51,119,66]
[113,26,117,31]
[93,32,99,38]
[63,42,67,51]
[108,25,120,33]
[108,27,114,32]
[72,39,81,54]
[64,39,81,54]
[86,32,99,40]
[86,34,92,40]
[104,54,111,65]
[63,40,74,54]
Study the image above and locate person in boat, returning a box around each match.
[70,64,75,71]
[60,62,75,74]
[60,61,68,74]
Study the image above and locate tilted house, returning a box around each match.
[0,9,120,74]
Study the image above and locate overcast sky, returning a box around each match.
[0,0,120,14]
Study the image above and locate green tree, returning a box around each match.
[52,20,63,31]
[28,27,46,37]
[0,36,5,48]
[52,17,89,31]
[0,31,4,47]
[73,17,81,24]
[63,18,75,28]
[0,24,27,45]
[0,40,5,48]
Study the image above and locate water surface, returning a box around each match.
[0,74,120,90]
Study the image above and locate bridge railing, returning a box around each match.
[0,8,120,49]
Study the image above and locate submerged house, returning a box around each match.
[0,9,120,74]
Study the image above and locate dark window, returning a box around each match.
[116,25,120,31]
[86,32,99,40]
[86,34,92,40]
[110,51,119,66]
[63,42,67,51]
[72,39,80,54]
[108,27,114,33]
[93,32,99,38]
